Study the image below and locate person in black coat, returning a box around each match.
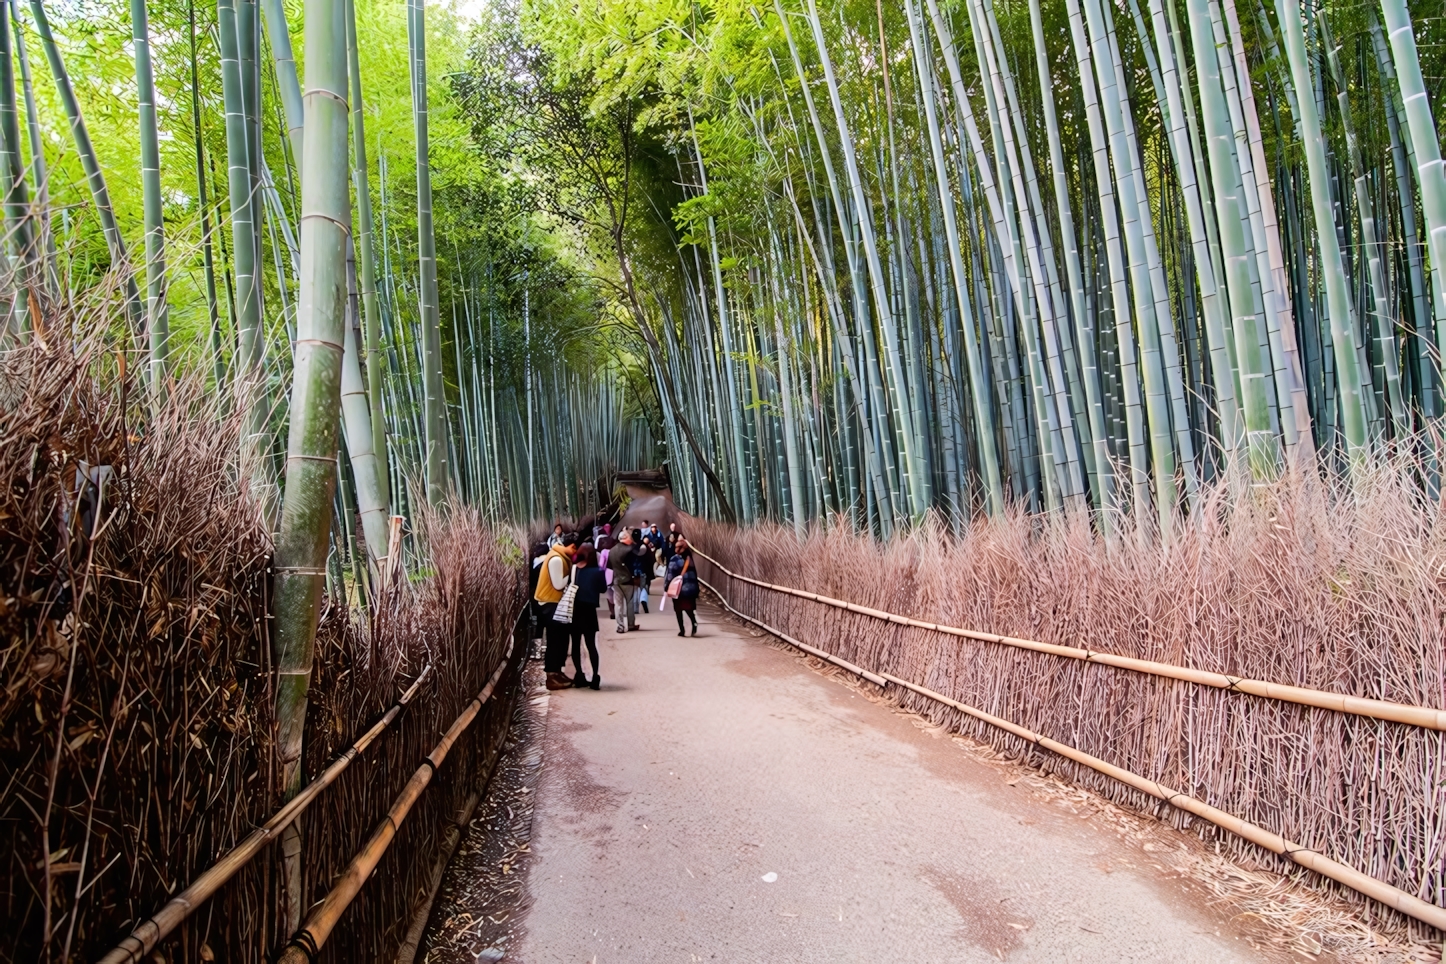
[631,530,655,613]
[568,543,607,689]
[665,538,700,636]
[527,542,550,643]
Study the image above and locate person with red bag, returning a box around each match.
[664,537,700,636]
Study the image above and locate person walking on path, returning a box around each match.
[610,529,639,632]
[632,530,654,614]
[597,534,615,620]
[568,543,607,689]
[534,532,577,690]
[547,523,565,548]
[666,537,700,636]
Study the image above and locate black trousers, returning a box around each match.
[540,603,570,673]
[570,606,600,679]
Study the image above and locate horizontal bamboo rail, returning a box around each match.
[98,665,436,964]
[693,550,1446,730]
[704,577,886,686]
[701,572,1446,933]
[277,642,514,963]
[880,671,1446,932]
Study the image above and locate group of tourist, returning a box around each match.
[530,519,701,692]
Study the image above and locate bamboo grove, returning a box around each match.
[509,0,1446,538]
[0,0,658,946]
[0,0,658,546]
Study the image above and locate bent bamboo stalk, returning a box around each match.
[693,550,1446,730]
[98,665,436,964]
[879,671,1446,932]
[276,643,514,963]
[703,576,886,686]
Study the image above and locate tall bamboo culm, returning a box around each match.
[270,0,350,930]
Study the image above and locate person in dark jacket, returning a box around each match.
[568,543,607,689]
[527,542,550,643]
[609,530,639,632]
[666,538,700,636]
[631,530,654,613]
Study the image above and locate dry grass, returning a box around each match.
[0,336,528,962]
[749,626,1441,962]
[691,461,1446,945]
[296,501,527,962]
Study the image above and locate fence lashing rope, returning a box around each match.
[697,562,1446,933]
[691,550,1446,730]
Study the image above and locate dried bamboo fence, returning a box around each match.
[687,479,1446,941]
[0,341,528,962]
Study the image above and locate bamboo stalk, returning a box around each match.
[27,0,142,333]
[1276,0,1369,459]
[260,0,302,163]
[276,645,514,963]
[342,240,392,579]
[346,0,389,512]
[10,0,52,299]
[216,0,274,517]
[271,0,351,929]
[0,0,37,339]
[407,0,447,507]
[1378,0,1446,368]
[131,0,168,392]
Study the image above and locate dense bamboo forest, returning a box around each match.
[0,0,660,537]
[503,0,1446,538]
[5,0,1446,542]
[5,0,1446,954]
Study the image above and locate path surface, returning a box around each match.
[511,591,1289,961]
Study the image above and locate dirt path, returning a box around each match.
[615,485,678,533]
[506,583,1311,963]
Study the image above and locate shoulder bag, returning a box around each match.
[666,556,690,599]
[552,567,578,623]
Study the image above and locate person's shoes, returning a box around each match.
[691,626,698,636]
[677,630,685,637]
[545,672,571,691]
[571,674,588,687]
[589,676,601,690]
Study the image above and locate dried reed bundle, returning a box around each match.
[1,333,528,962]
[691,462,1446,942]
[293,503,526,962]
[0,336,274,962]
